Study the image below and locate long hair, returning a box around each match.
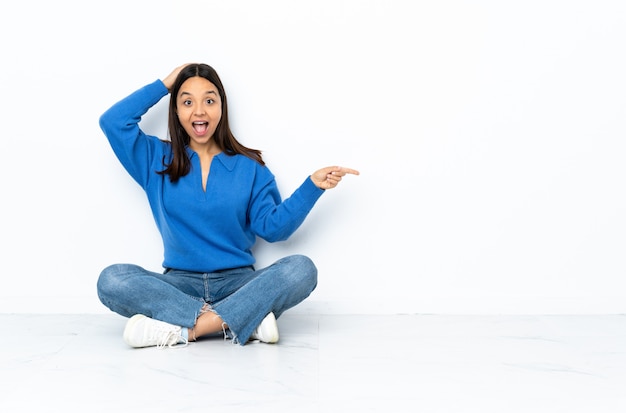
[157,63,264,182]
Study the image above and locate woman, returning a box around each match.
[97,63,359,349]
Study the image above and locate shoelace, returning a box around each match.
[153,329,188,349]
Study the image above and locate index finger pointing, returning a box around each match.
[338,167,360,176]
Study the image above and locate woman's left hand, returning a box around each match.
[311,166,360,190]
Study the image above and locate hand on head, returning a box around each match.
[162,64,193,92]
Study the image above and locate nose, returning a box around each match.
[193,104,206,115]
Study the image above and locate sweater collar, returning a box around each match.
[214,152,238,171]
[185,148,238,172]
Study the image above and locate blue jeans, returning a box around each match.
[97,254,317,345]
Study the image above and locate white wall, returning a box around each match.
[1,0,625,314]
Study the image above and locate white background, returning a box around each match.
[1,0,624,314]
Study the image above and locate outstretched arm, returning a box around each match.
[310,166,360,190]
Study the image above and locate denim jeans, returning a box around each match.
[96,254,317,345]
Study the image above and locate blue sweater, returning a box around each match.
[99,80,324,273]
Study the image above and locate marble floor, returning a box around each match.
[1,313,626,412]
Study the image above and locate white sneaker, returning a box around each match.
[250,312,279,344]
[123,314,187,349]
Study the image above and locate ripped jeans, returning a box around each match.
[96,254,317,345]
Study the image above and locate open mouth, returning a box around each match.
[192,121,209,135]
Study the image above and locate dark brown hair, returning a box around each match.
[158,63,264,182]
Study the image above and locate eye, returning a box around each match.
[206,98,215,105]
[182,99,192,106]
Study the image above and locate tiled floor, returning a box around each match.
[2,313,626,412]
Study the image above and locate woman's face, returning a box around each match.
[176,76,222,150]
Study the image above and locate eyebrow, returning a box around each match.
[179,90,218,97]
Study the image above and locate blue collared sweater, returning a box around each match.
[99,80,324,273]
